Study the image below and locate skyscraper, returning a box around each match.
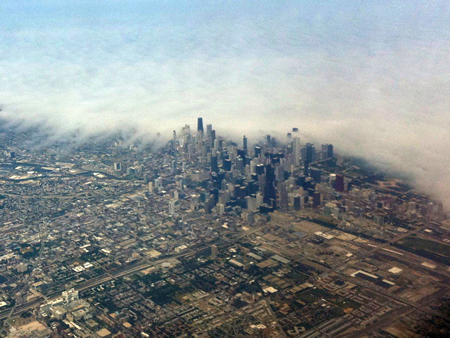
[302,143,315,163]
[197,117,204,133]
[313,191,321,207]
[211,130,216,146]
[206,124,212,137]
[263,164,276,205]
[293,137,301,166]
[335,174,344,192]
[254,146,261,157]
[211,155,218,173]
[322,144,333,159]
[309,168,321,183]
[279,181,288,211]
[243,135,248,155]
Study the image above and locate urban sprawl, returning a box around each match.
[0,118,449,337]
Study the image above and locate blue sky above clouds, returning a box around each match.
[1,0,450,205]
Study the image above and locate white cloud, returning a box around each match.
[1,1,450,207]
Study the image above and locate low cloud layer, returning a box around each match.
[1,1,450,206]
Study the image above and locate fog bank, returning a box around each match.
[1,0,449,206]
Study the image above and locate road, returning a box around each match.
[0,238,223,322]
[254,238,450,325]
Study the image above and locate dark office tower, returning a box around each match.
[211,188,219,203]
[313,191,321,207]
[240,186,247,199]
[197,117,204,133]
[266,135,271,144]
[335,174,345,192]
[256,164,265,175]
[293,196,301,210]
[10,151,16,159]
[260,204,275,214]
[302,143,315,163]
[248,180,259,194]
[304,177,314,191]
[263,164,276,204]
[347,181,353,192]
[217,170,226,189]
[211,172,218,188]
[322,144,333,158]
[303,161,309,176]
[296,175,306,187]
[211,155,218,173]
[243,135,248,155]
[310,168,321,183]
[223,159,232,171]
[292,127,299,132]
[254,146,261,157]
[211,130,216,145]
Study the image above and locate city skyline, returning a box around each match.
[0,116,448,336]
[1,1,449,208]
[2,2,450,336]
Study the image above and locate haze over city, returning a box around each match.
[1,0,449,206]
[3,2,450,337]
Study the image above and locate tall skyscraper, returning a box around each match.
[322,144,333,159]
[293,137,301,166]
[206,124,212,137]
[197,117,204,133]
[293,195,301,210]
[302,143,315,163]
[254,146,261,157]
[211,130,216,144]
[313,191,321,207]
[211,155,219,173]
[279,181,288,211]
[309,168,321,183]
[263,164,276,205]
[243,135,248,155]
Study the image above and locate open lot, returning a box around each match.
[394,235,450,266]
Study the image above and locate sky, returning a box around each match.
[1,0,450,206]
